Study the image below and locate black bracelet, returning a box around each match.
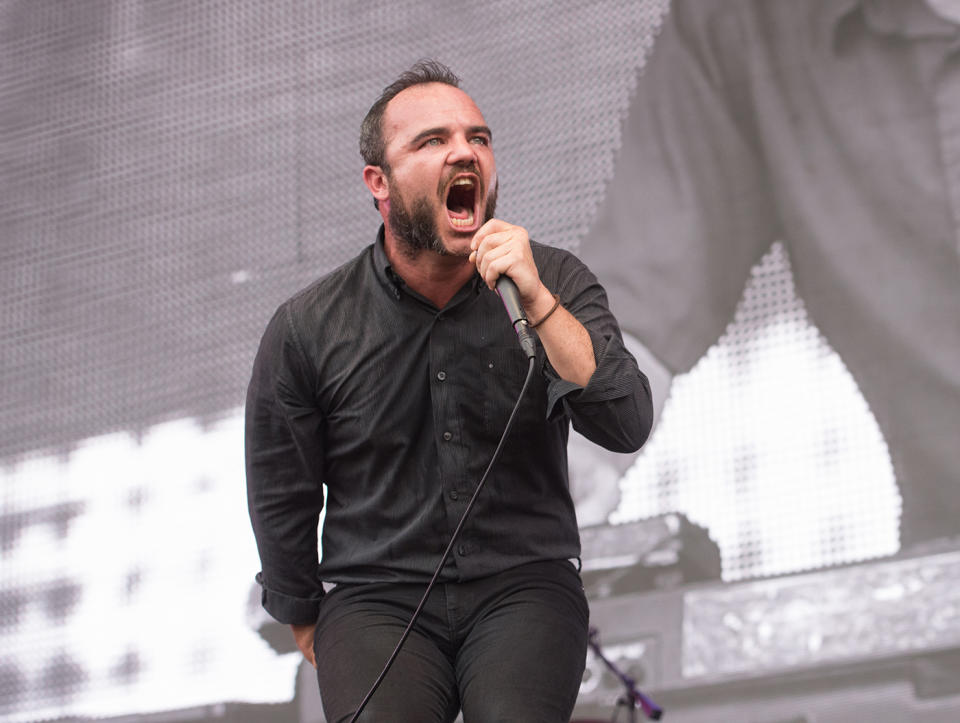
[530,293,561,328]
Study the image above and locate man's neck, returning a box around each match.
[383,232,476,309]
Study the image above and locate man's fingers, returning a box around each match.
[291,623,318,668]
[470,219,541,299]
[470,218,511,251]
[476,237,516,286]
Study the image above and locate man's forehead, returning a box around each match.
[383,83,486,143]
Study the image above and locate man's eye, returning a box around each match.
[422,138,442,147]
[470,136,489,145]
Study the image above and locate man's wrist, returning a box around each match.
[524,284,557,321]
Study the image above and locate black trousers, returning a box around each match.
[313,559,589,723]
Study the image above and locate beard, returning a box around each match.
[388,177,499,260]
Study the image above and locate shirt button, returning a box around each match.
[442,431,453,441]
[449,490,459,501]
[437,371,447,381]
[457,544,467,556]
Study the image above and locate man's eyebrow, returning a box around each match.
[409,125,493,147]
[410,127,449,147]
[468,125,493,141]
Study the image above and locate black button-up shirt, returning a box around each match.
[245,228,652,625]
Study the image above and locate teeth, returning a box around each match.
[447,176,477,228]
[450,209,475,227]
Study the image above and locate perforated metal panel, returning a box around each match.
[613,243,899,581]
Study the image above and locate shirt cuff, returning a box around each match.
[544,329,615,419]
[255,571,325,625]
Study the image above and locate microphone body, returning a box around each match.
[495,276,537,359]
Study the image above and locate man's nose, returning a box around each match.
[446,134,478,165]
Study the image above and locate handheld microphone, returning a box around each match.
[495,275,537,359]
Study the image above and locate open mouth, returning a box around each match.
[445,175,479,231]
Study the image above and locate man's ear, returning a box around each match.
[363,165,390,205]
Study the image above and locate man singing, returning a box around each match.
[245,59,652,722]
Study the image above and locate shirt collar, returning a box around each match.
[824,0,958,50]
[372,225,404,301]
[371,224,483,305]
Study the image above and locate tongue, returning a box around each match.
[448,205,470,219]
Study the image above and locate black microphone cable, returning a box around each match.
[347,353,537,723]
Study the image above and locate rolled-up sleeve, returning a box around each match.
[245,303,327,625]
[541,250,654,453]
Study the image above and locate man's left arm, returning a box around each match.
[471,219,653,453]
[521,284,596,387]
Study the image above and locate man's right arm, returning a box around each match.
[245,304,327,638]
[291,622,318,668]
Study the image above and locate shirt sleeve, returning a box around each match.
[245,302,327,625]
[541,249,654,454]
[577,0,780,374]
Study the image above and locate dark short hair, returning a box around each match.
[359,59,461,169]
